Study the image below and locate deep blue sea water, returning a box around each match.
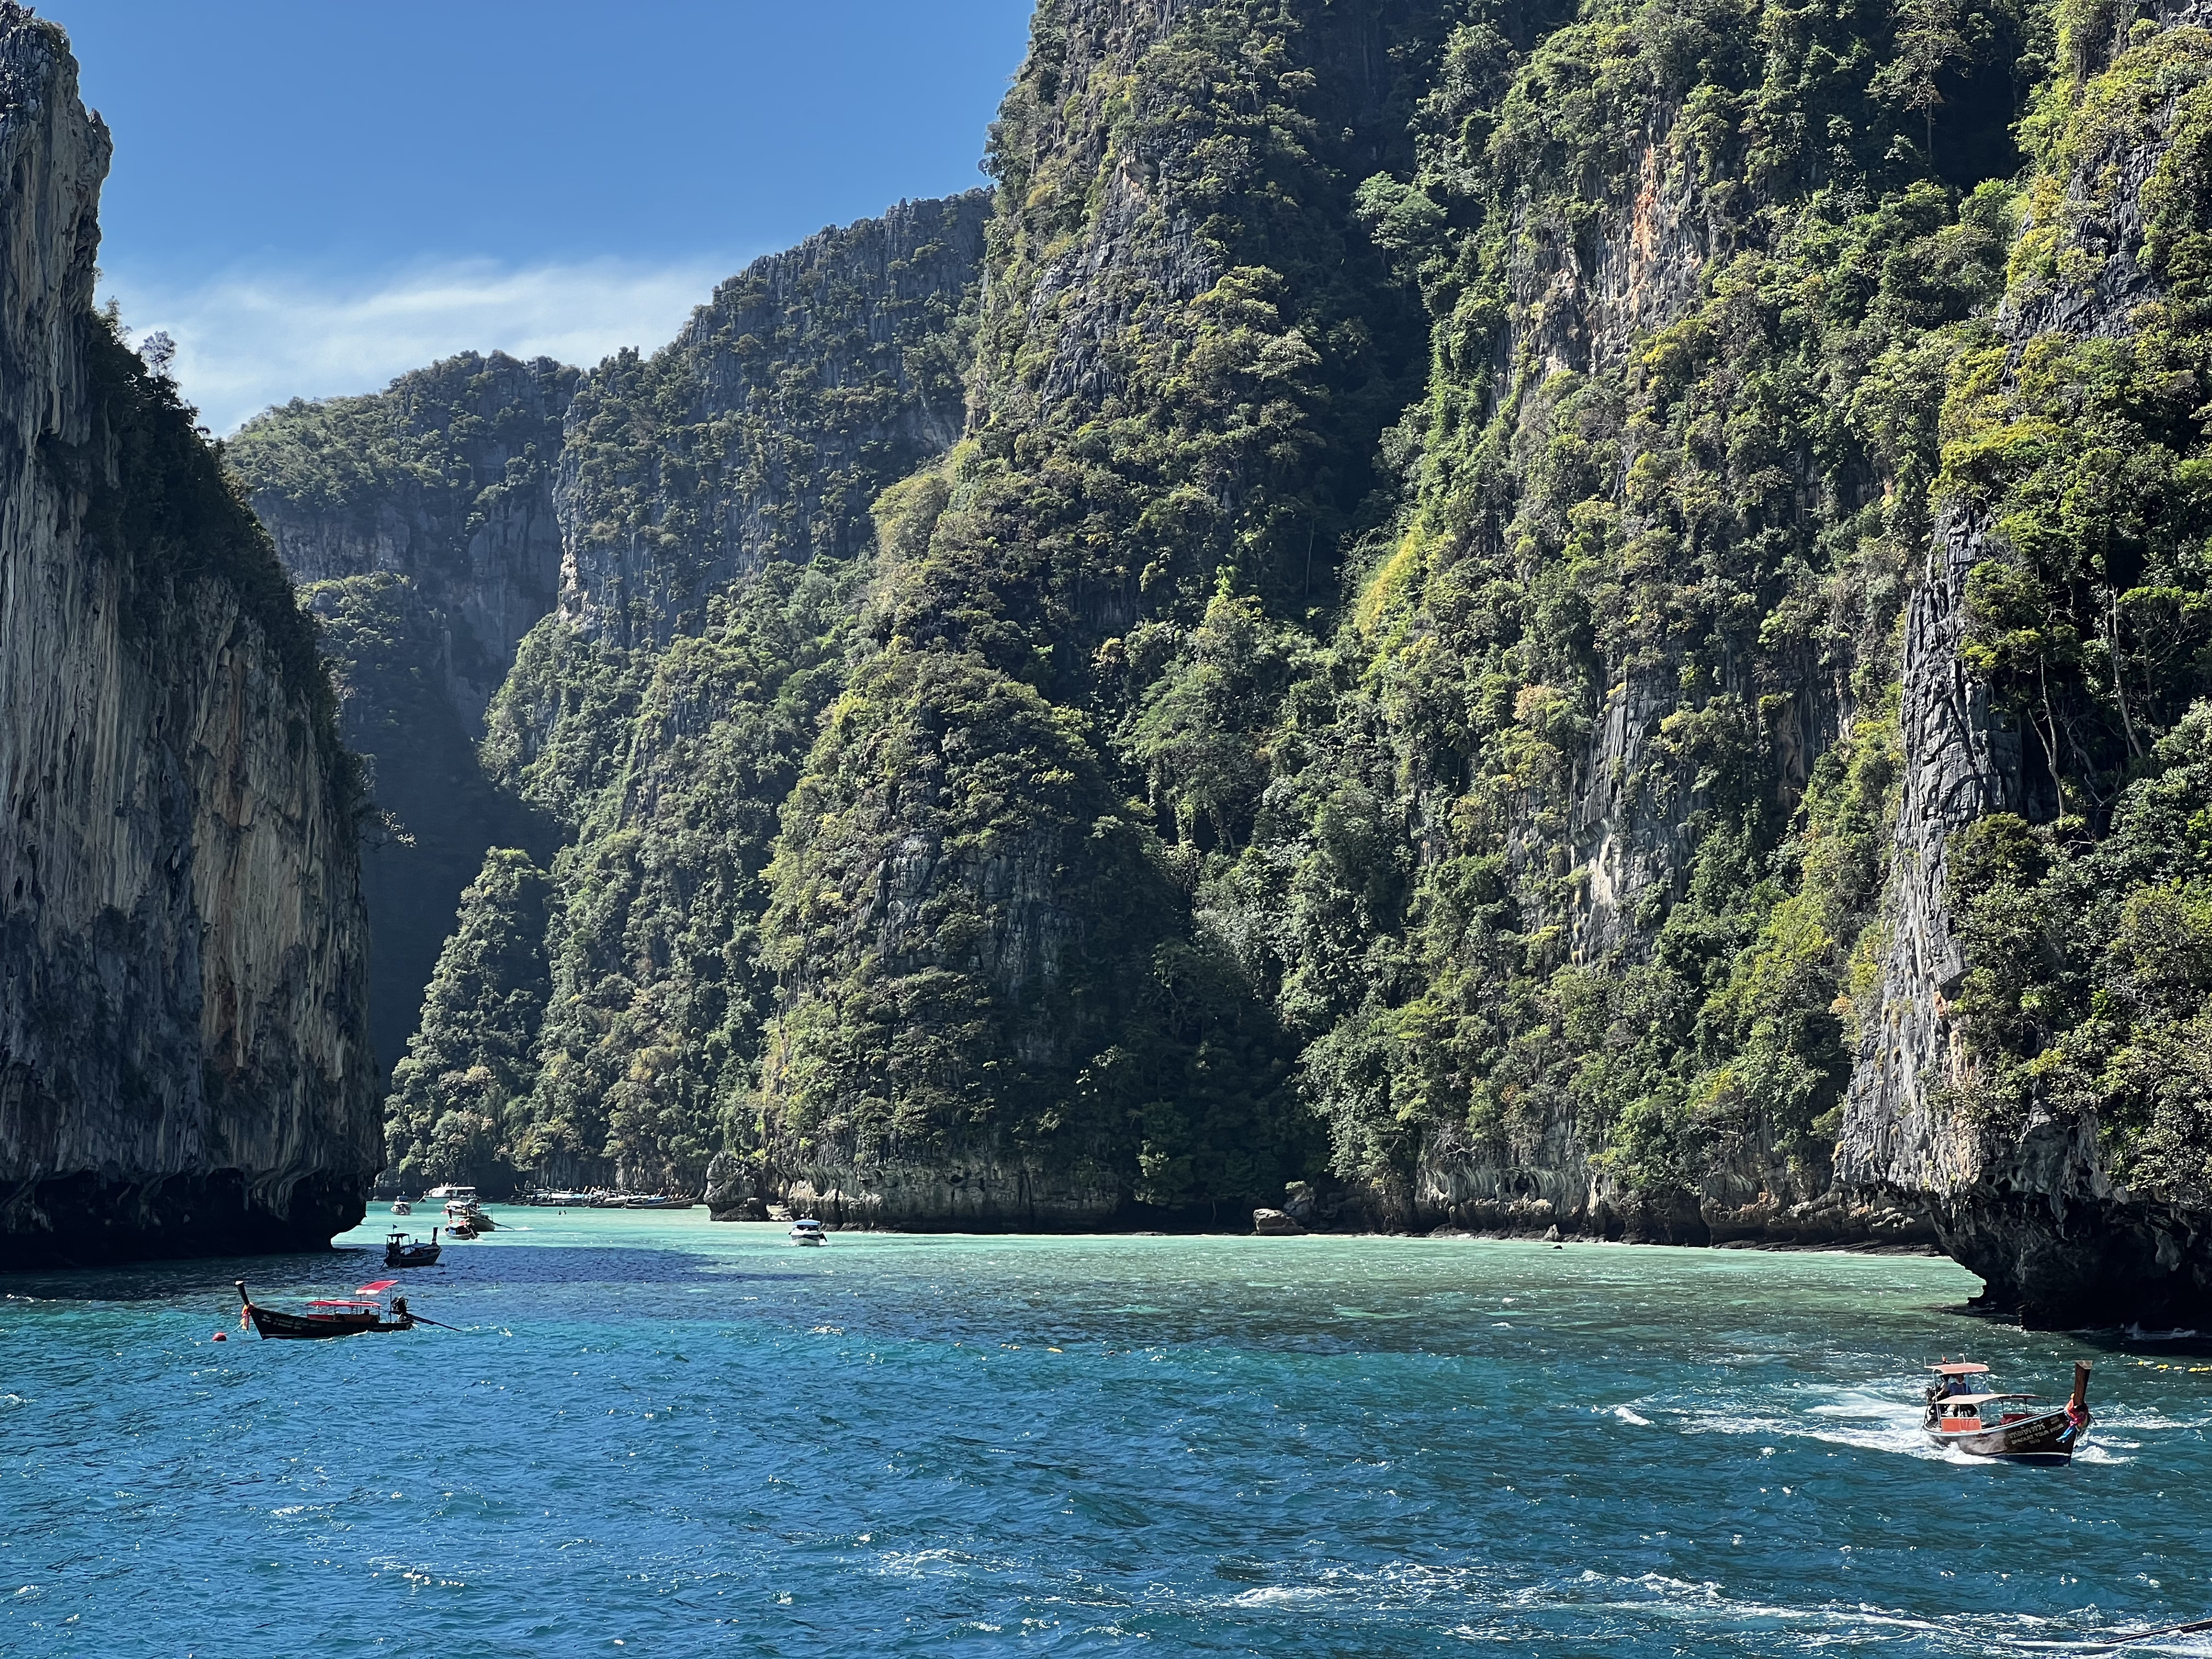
[4,1212,2209,1656]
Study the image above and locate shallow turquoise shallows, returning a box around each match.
[4,1214,2209,1656]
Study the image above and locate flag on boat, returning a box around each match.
[356,1279,400,1295]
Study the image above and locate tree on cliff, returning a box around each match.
[384,849,553,1195]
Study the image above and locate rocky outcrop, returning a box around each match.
[773,1145,1123,1231]
[1411,1129,1935,1247]
[0,11,377,1265]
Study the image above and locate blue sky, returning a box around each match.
[43,1,1034,431]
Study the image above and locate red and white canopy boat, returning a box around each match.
[234,1278,415,1340]
[1921,1359,2092,1463]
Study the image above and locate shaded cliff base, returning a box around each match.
[0,1170,368,1268]
[705,1152,1940,1250]
[1937,1194,2212,1332]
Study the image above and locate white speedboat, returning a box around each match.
[789,1218,827,1246]
[389,1199,412,1215]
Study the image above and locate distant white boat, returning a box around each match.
[789,1218,827,1246]
[389,1199,412,1215]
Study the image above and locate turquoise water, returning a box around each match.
[3,1214,2209,1656]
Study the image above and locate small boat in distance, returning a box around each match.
[390,1198,412,1215]
[235,1279,415,1340]
[385,1227,442,1267]
[427,1184,497,1232]
[1922,1359,2093,1463]
[790,1218,827,1246]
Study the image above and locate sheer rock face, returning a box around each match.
[555,192,990,651]
[232,356,573,1077]
[1391,82,1872,1244]
[1838,8,2212,1324]
[238,351,580,734]
[0,14,377,1265]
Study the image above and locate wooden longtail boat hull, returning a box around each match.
[243,1305,415,1340]
[1921,1359,2093,1464]
[384,1229,442,1267]
[234,1280,414,1341]
[1922,1407,2084,1464]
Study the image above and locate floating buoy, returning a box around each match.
[212,1331,227,1341]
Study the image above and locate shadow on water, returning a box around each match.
[1931,1298,2212,1357]
[0,1244,816,1306]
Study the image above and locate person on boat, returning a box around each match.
[390,1296,409,1322]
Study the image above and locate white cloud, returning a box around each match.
[99,254,747,435]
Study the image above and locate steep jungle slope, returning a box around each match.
[749,0,1448,1224]
[0,9,377,1264]
[229,354,573,1075]
[1208,0,2037,1243]
[383,195,992,1194]
[1840,0,2212,1323]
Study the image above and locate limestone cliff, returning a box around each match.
[233,352,579,732]
[387,196,993,1198]
[1839,1,2212,1323]
[228,358,571,1076]
[748,0,1433,1224]
[0,11,378,1264]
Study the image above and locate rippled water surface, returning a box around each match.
[5,1214,2210,1655]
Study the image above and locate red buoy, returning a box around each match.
[212,1331,227,1341]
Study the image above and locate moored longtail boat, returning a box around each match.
[234,1279,415,1340]
[1921,1359,2092,1463]
[384,1227,442,1268]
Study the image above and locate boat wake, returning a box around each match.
[1196,1561,2212,1653]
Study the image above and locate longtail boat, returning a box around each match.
[234,1279,415,1340]
[1921,1358,2092,1463]
[384,1227,442,1267]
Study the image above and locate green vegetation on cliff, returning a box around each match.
[745,0,1455,1213]
[385,849,552,1193]
[1934,22,2212,1209]
[377,196,997,1192]
[230,352,574,1077]
[299,0,2212,1237]
[1227,1,2029,1216]
[519,558,862,1188]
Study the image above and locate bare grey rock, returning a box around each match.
[0,13,377,1265]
